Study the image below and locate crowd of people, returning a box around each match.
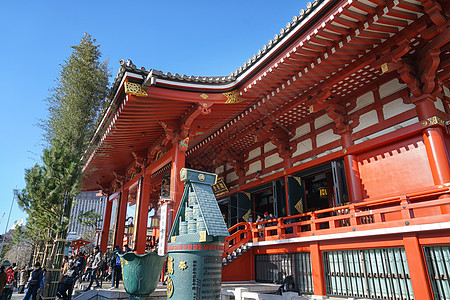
[0,244,133,300]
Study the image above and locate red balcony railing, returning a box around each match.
[223,186,450,258]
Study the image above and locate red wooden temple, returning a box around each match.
[82,0,450,298]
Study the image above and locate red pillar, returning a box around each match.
[310,242,326,297]
[403,234,433,300]
[423,127,450,185]
[414,96,450,185]
[99,195,112,253]
[133,175,151,254]
[341,132,363,202]
[115,189,128,247]
[169,144,186,232]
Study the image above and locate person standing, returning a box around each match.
[23,262,43,300]
[60,262,78,300]
[0,266,7,299]
[109,245,123,290]
[18,267,29,294]
[87,246,102,290]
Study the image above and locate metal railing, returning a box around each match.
[424,245,450,300]
[323,248,414,299]
[255,252,313,294]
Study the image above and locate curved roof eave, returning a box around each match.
[112,0,332,94]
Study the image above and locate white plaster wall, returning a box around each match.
[246,160,262,176]
[314,114,333,129]
[215,165,224,175]
[292,138,313,157]
[354,117,419,144]
[245,147,261,162]
[316,146,343,158]
[435,97,446,113]
[316,129,340,148]
[290,123,311,141]
[349,91,375,114]
[382,98,415,120]
[226,163,233,171]
[265,153,284,168]
[379,79,407,99]
[264,142,277,153]
[353,110,379,133]
[226,171,239,183]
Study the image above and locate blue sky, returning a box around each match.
[0,1,307,230]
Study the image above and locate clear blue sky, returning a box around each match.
[0,0,307,230]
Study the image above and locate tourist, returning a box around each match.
[122,244,132,253]
[1,266,14,300]
[23,262,43,300]
[109,245,123,290]
[86,246,102,290]
[84,254,93,281]
[18,266,29,294]
[0,266,7,299]
[59,262,78,300]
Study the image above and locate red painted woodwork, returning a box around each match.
[80,0,450,298]
[221,250,254,282]
[358,136,434,198]
[100,197,113,253]
[223,185,450,255]
[422,127,450,185]
[169,145,185,230]
[403,234,434,300]
[115,189,128,247]
[310,243,326,296]
[133,175,151,254]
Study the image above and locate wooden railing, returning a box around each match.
[223,186,450,257]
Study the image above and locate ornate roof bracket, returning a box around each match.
[132,151,147,170]
[326,103,356,135]
[421,0,447,27]
[180,102,213,138]
[113,170,126,186]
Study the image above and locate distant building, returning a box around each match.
[67,191,106,241]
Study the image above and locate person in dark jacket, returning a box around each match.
[109,245,123,290]
[87,246,103,290]
[0,266,7,299]
[59,262,78,300]
[23,262,43,300]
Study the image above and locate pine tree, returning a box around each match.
[43,33,110,157]
[17,33,111,298]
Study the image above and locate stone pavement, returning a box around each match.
[8,282,365,300]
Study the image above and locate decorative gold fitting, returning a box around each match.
[421,116,446,127]
[223,90,245,104]
[124,82,148,97]
[381,63,389,74]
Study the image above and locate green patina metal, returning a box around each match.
[120,251,166,300]
[166,168,229,300]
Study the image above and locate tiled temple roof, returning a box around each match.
[111,0,324,91]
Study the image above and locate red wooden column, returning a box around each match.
[403,234,433,300]
[99,194,112,253]
[414,95,450,185]
[341,131,364,203]
[115,188,128,247]
[133,175,151,254]
[310,242,326,297]
[169,143,186,232]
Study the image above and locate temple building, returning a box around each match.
[81,0,450,299]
